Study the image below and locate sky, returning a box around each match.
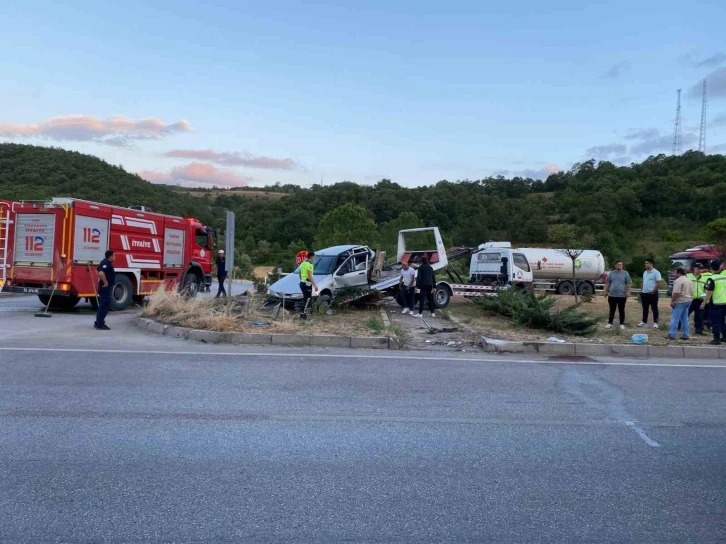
[1,0,725,188]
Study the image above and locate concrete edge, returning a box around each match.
[137,315,394,350]
[479,335,725,359]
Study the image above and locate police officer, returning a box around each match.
[215,250,227,298]
[298,252,318,319]
[701,259,726,345]
[686,263,707,335]
[94,250,116,331]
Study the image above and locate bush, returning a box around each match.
[365,316,384,333]
[473,290,599,336]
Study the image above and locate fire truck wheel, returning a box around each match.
[110,275,134,311]
[182,273,200,298]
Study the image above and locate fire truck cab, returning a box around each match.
[0,198,215,310]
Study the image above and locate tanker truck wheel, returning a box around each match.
[577,282,595,296]
[557,281,575,296]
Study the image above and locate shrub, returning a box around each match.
[473,290,599,336]
[365,316,384,333]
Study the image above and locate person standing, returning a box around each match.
[668,267,693,340]
[298,252,318,319]
[94,250,116,331]
[604,260,631,329]
[215,250,227,298]
[687,263,707,335]
[414,257,436,318]
[638,259,663,329]
[701,259,726,345]
[399,260,416,314]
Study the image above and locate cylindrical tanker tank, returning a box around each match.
[517,248,606,281]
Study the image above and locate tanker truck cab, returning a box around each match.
[469,242,533,288]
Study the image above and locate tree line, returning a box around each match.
[2,143,725,278]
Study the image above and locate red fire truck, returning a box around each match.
[0,198,215,310]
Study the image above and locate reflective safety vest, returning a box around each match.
[687,273,707,299]
[712,272,726,305]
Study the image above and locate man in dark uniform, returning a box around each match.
[94,250,116,330]
[215,250,227,298]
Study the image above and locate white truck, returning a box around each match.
[469,242,606,295]
[266,227,457,310]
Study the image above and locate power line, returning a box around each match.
[698,80,707,154]
[672,89,682,156]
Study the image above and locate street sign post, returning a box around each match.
[225,211,235,297]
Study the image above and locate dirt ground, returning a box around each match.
[433,295,718,347]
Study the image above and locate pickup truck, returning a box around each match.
[266,228,455,310]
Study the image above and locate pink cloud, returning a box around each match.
[0,115,192,145]
[544,163,561,174]
[138,162,253,187]
[165,149,300,170]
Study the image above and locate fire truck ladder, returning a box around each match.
[0,202,10,290]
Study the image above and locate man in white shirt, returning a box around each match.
[399,260,416,314]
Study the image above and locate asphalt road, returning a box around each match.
[1,295,725,543]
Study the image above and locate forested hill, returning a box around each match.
[0,143,211,223]
[1,143,725,270]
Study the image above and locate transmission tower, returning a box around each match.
[672,89,682,156]
[698,80,707,154]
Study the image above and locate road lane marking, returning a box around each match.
[0,347,725,368]
[624,420,661,447]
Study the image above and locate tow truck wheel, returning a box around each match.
[433,285,451,309]
[38,295,80,309]
[110,275,134,311]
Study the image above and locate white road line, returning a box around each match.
[624,420,662,447]
[0,347,725,368]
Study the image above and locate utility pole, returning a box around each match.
[698,80,707,154]
[672,89,682,156]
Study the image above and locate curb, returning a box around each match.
[136,317,398,350]
[479,336,726,359]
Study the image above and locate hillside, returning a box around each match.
[0,143,213,224]
[1,143,725,272]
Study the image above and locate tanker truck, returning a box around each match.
[469,242,606,295]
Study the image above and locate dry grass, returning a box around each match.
[447,295,717,347]
[142,288,391,337]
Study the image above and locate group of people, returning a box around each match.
[604,258,726,345]
[398,258,437,318]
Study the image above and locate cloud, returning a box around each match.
[688,67,726,99]
[585,143,627,158]
[710,143,726,154]
[0,115,192,145]
[624,128,660,141]
[138,162,253,187]
[711,112,726,128]
[165,148,299,170]
[494,163,561,180]
[600,61,630,80]
[626,129,698,156]
[682,52,726,68]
